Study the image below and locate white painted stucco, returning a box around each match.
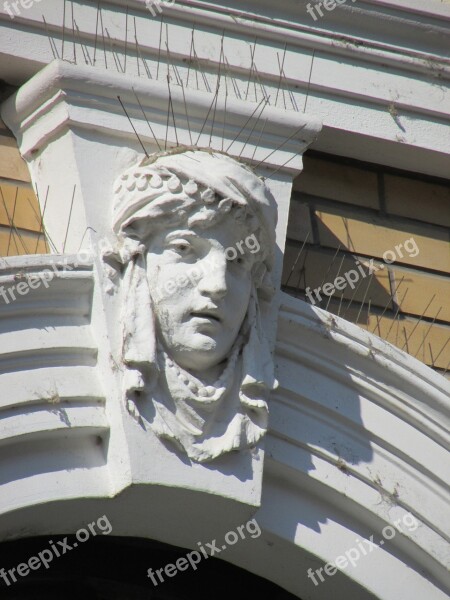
[0,2,449,599]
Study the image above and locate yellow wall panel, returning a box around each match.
[286,153,450,377]
[0,135,31,183]
[316,210,450,273]
[283,244,392,309]
[0,228,48,257]
[0,184,43,232]
[293,156,379,209]
[390,267,450,322]
[326,297,449,371]
[385,174,450,228]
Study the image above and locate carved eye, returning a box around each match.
[169,240,192,254]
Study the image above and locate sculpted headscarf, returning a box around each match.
[110,148,278,461]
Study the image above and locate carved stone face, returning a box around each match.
[146,214,257,373]
[112,150,277,461]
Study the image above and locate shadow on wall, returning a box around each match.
[270,291,375,525]
[283,220,400,326]
[282,210,448,370]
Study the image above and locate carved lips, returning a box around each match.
[190,306,222,323]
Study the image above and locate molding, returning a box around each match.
[166,0,450,75]
[354,0,450,19]
[268,292,450,593]
[1,59,321,170]
[0,256,111,514]
[0,6,448,598]
[2,0,449,78]
[0,1,448,177]
[0,262,448,599]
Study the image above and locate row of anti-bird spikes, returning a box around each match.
[41,2,314,114]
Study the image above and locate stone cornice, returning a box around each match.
[1,0,448,178]
[1,59,321,171]
[165,0,450,77]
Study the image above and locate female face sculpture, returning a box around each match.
[112,148,277,462]
[146,216,258,373]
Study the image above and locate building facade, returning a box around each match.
[0,1,449,598]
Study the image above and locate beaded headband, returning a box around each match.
[112,148,277,272]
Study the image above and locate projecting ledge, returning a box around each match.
[1,59,322,170]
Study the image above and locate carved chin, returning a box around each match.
[164,333,231,371]
[181,334,219,354]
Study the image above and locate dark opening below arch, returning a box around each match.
[0,535,301,599]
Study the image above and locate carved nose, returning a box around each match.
[198,254,228,300]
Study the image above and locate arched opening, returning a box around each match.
[0,535,301,599]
